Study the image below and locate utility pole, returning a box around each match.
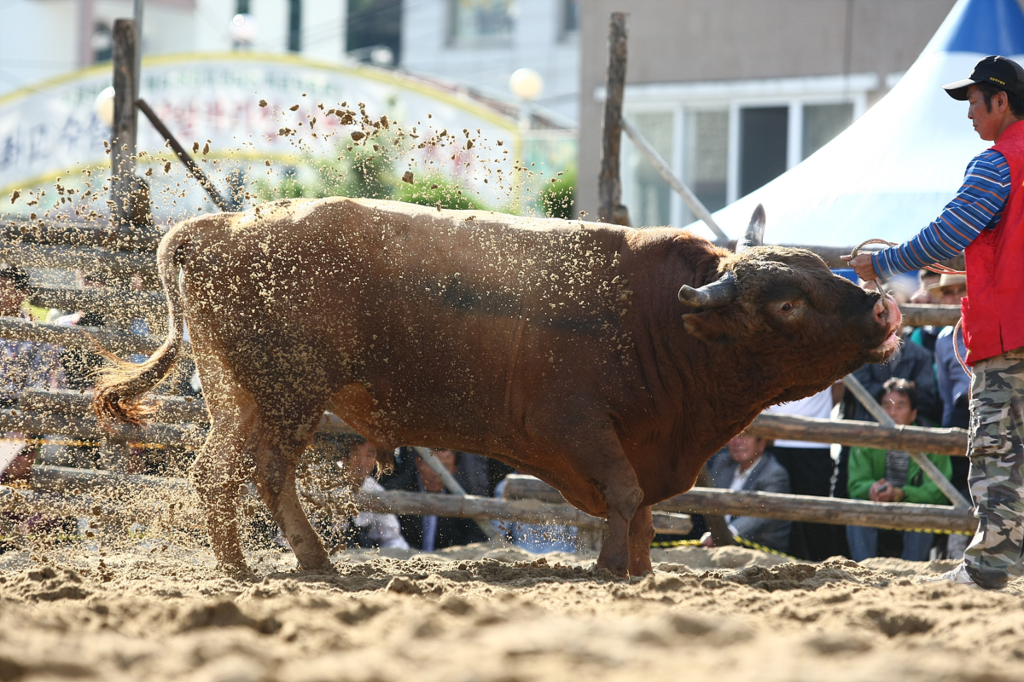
[598,12,631,227]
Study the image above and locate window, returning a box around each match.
[739,106,788,198]
[618,74,875,227]
[450,0,516,46]
[802,103,853,160]
[91,23,113,63]
[683,109,729,224]
[561,0,579,38]
[622,111,674,227]
[288,0,302,53]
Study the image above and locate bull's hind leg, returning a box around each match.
[628,505,655,576]
[250,419,332,571]
[192,416,256,572]
[187,344,261,573]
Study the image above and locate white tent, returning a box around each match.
[683,0,1024,247]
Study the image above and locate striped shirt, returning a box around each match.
[872,149,1010,278]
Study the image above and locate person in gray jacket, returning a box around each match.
[704,433,792,553]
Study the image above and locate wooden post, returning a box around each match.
[109,18,154,247]
[598,12,631,227]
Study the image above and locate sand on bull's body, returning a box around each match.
[1,541,1022,682]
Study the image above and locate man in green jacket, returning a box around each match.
[847,378,953,561]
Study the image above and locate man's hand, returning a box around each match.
[841,253,879,282]
[869,479,903,502]
[870,478,892,502]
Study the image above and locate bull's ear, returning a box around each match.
[682,310,748,344]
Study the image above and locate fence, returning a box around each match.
[0,11,976,554]
[0,210,972,547]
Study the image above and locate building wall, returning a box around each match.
[401,0,580,121]
[0,0,345,99]
[0,0,81,94]
[576,0,957,219]
[194,0,344,57]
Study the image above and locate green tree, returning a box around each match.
[540,167,576,219]
[392,173,491,211]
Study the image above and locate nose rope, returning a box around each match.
[849,238,970,376]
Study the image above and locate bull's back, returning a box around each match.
[179,198,633,450]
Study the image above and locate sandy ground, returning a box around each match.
[2,537,1023,682]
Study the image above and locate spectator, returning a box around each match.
[907,269,944,353]
[394,448,489,551]
[836,304,943,505]
[702,433,792,553]
[930,274,972,560]
[0,439,76,552]
[0,264,62,478]
[53,271,108,392]
[846,378,953,561]
[331,436,408,550]
[931,274,971,430]
[763,386,845,559]
[910,269,942,305]
[0,263,62,407]
[844,329,942,426]
[0,440,36,487]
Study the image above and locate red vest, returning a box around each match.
[962,119,1024,365]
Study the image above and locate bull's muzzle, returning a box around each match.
[678,271,737,308]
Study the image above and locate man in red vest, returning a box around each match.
[846,55,1024,590]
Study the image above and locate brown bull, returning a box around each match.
[95,197,900,576]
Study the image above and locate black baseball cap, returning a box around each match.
[943,55,1024,100]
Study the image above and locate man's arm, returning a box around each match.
[844,150,1009,280]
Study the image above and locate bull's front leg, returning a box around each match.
[628,505,655,576]
[568,433,644,577]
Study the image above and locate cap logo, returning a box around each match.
[991,77,1007,85]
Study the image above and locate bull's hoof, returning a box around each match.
[297,558,336,574]
[629,559,653,577]
[594,560,629,580]
[218,562,257,581]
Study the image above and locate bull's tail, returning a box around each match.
[93,220,195,426]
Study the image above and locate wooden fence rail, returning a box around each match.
[0,241,156,276]
[502,475,976,534]
[0,317,172,355]
[19,388,207,427]
[0,408,203,449]
[1,218,161,251]
[745,413,968,456]
[23,465,693,535]
[31,287,165,318]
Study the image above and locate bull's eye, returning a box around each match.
[780,302,794,313]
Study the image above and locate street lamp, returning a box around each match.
[230,13,258,49]
[509,68,543,130]
[94,86,115,128]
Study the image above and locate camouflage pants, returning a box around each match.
[963,347,1024,590]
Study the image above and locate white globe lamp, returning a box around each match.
[509,68,544,102]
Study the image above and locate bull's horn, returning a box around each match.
[736,204,766,254]
[678,271,737,308]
